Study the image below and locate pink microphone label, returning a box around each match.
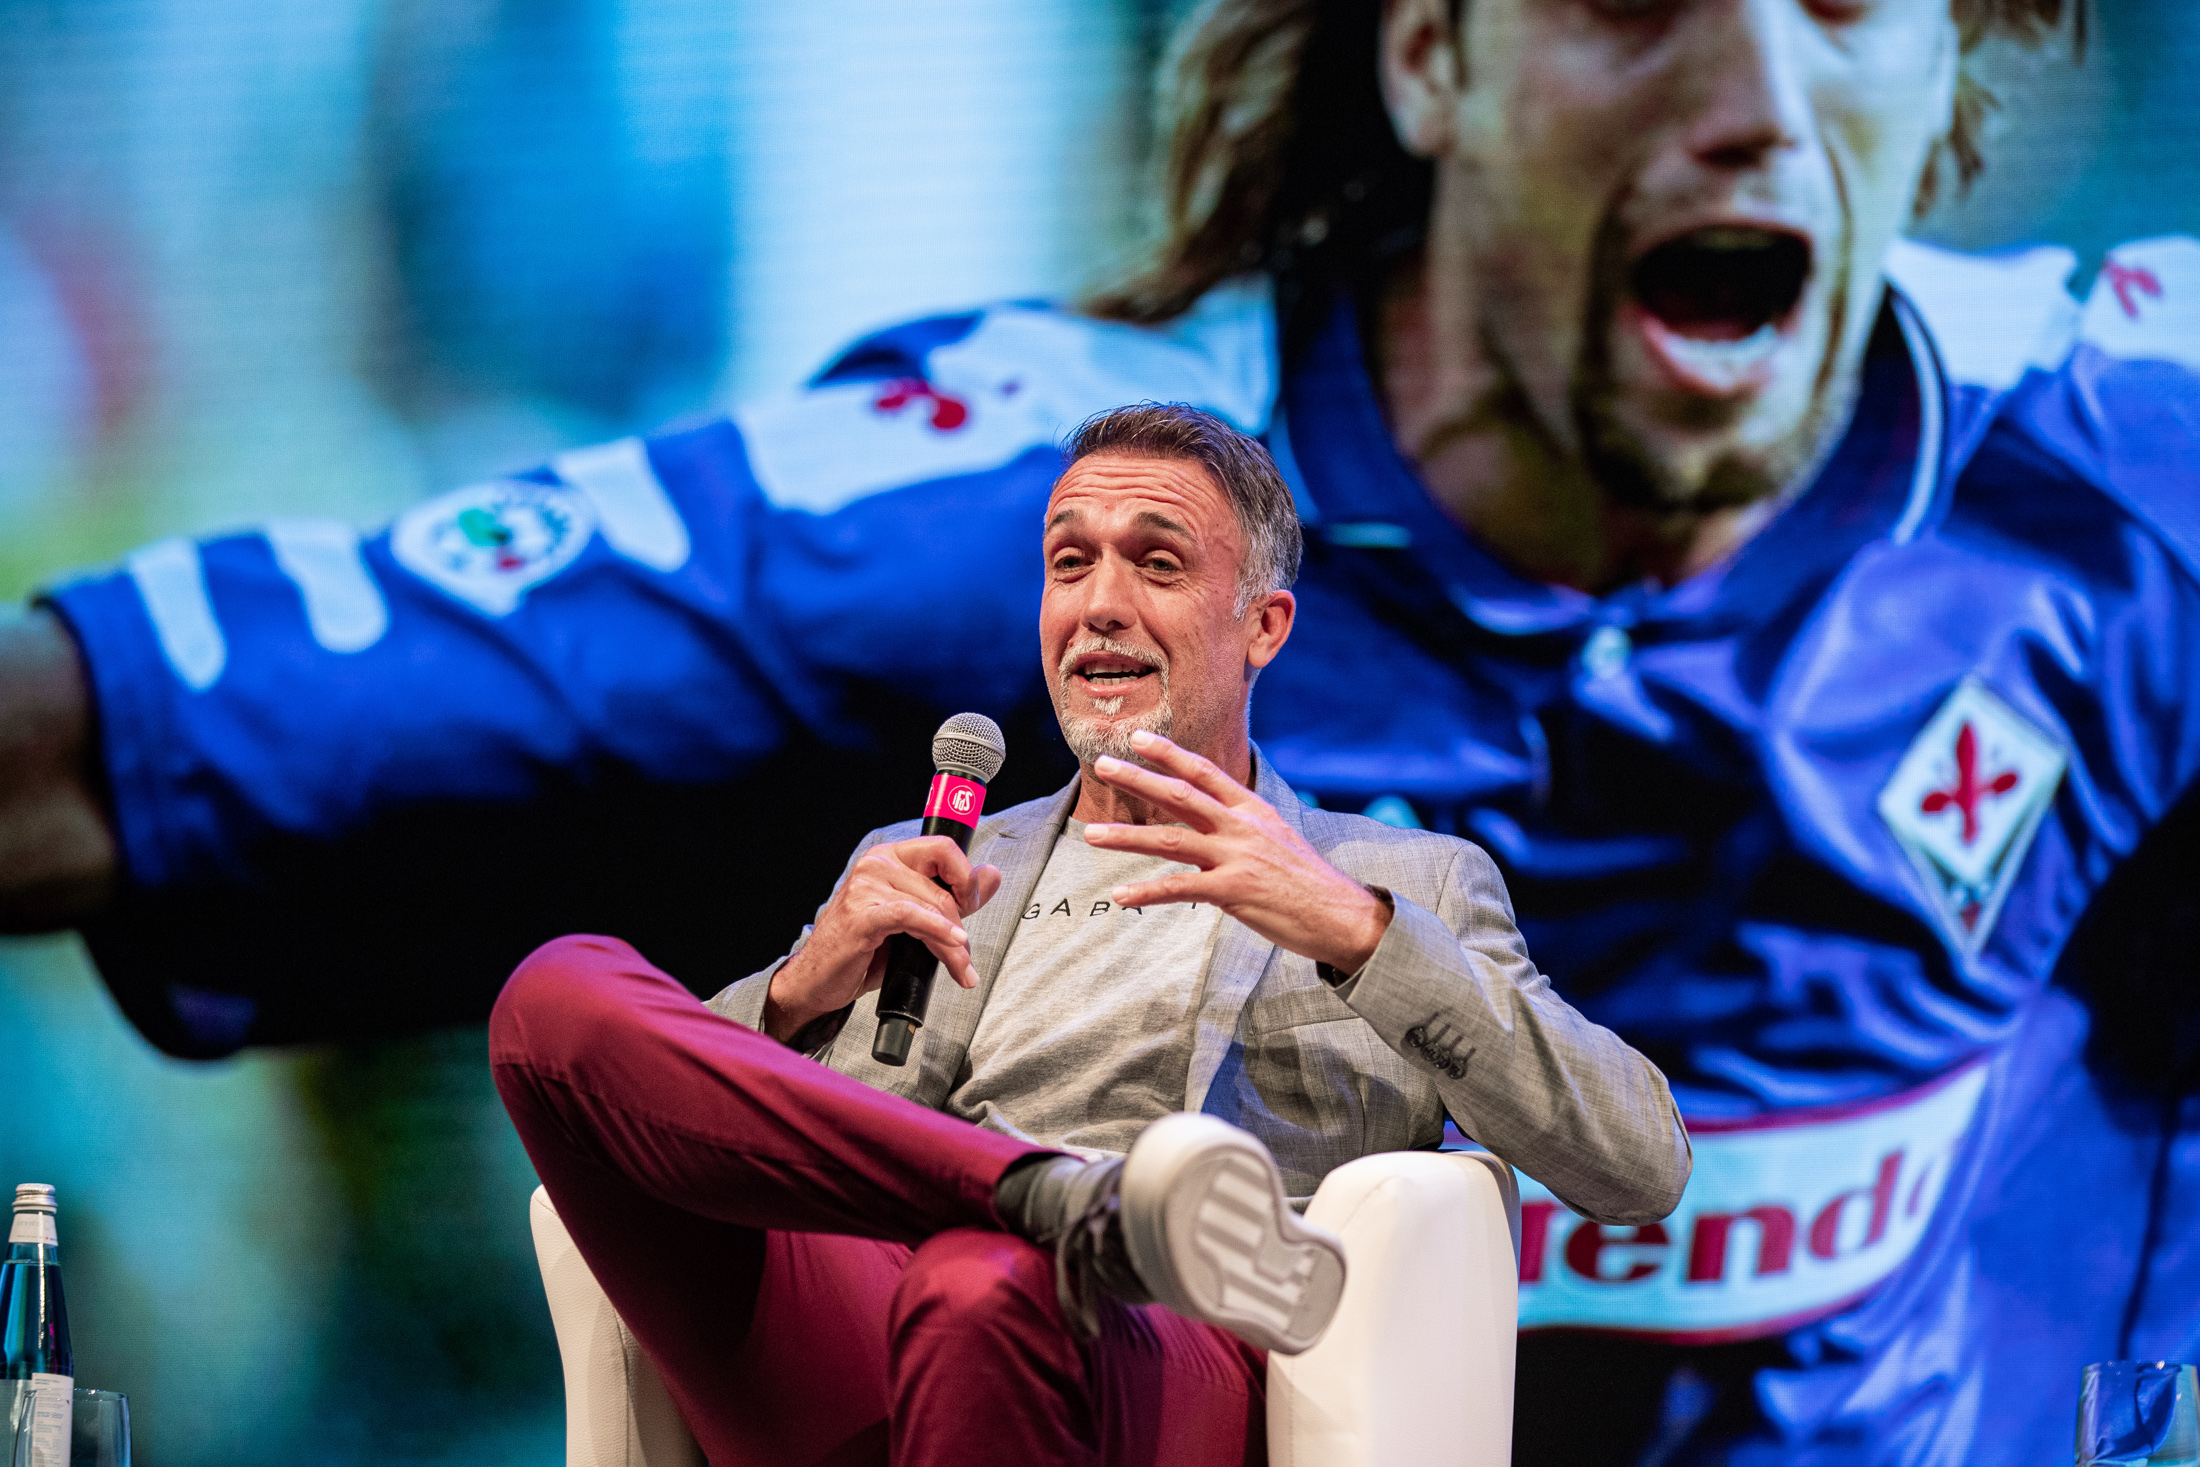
[923,773,987,827]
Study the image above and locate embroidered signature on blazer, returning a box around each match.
[1404,1016,1473,1080]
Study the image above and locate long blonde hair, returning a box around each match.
[1087,0,2084,330]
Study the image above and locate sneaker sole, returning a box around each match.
[1118,1113,1347,1355]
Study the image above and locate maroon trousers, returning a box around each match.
[490,935,1266,1467]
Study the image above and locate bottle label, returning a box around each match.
[26,1372,71,1467]
[5,1214,54,1247]
[922,773,986,829]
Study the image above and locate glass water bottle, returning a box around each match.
[1,1185,73,1467]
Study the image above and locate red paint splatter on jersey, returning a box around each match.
[873,377,971,431]
[2104,261,2164,321]
[1919,722,2020,846]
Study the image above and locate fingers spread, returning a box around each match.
[1108,871,1211,910]
[1091,755,1226,830]
[1126,730,1253,807]
[1083,821,1217,868]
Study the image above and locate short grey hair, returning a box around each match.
[1061,402,1304,615]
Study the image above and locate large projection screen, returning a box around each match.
[0,2,2192,1464]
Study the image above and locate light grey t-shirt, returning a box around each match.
[945,820,1225,1156]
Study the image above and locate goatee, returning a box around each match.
[1052,635,1172,767]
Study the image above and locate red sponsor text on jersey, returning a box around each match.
[1513,1056,1991,1342]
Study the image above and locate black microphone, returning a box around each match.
[871,712,1009,1066]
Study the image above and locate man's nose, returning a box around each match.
[1678,0,1812,172]
[1079,553,1139,633]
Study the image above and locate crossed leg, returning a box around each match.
[491,934,1265,1467]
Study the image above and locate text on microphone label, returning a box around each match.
[923,773,987,828]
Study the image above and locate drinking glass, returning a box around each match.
[2079,1362,2200,1467]
[67,1391,126,1467]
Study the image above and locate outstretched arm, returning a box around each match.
[22,417,1062,1058]
[0,607,116,932]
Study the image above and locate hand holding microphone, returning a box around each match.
[761,715,1007,1061]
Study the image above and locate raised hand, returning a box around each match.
[1082,730,1390,974]
[763,836,1002,1043]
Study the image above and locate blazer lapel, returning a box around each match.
[822,780,1077,1106]
[1183,745,1296,1112]
[833,750,1305,1116]
[909,776,1079,1105]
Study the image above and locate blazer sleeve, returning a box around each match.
[1337,840,1692,1226]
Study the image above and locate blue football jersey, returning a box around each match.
[43,239,2200,1463]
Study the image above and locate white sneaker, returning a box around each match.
[1119,1113,1348,1355]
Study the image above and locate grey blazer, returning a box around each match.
[710,749,1691,1225]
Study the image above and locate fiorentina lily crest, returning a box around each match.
[1876,678,2067,957]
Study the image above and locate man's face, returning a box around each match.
[1394,0,1958,510]
[1040,455,1270,768]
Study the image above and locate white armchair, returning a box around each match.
[529,1148,1519,1467]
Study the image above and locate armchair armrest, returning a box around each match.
[529,1187,704,1467]
[1266,1150,1519,1467]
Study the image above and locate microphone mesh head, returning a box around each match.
[933,712,1007,783]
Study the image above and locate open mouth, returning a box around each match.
[1627,226,1812,395]
[1074,657,1159,690]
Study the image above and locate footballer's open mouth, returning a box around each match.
[1626,225,1813,396]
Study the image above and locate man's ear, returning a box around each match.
[1379,0,1466,160]
[1244,590,1297,672]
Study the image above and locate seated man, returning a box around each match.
[490,402,1690,1467]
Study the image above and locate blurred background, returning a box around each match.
[0,1,2192,1461]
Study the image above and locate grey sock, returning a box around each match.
[994,1153,1095,1244]
[994,1151,1154,1332]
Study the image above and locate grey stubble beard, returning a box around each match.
[1052,635,1173,767]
